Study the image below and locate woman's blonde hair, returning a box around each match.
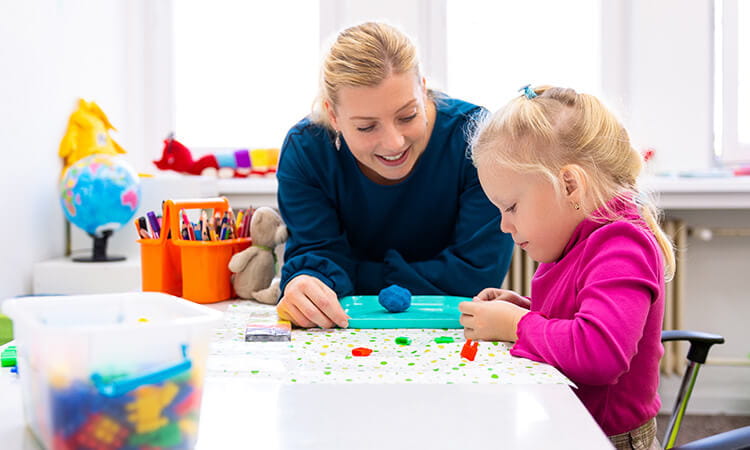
[471,86,675,280]
[311,22,422,128]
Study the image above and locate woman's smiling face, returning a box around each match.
[327,71,434,184]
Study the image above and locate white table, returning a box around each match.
[0,300,613,449]
[196,380,612,449]
[0,371,612,450]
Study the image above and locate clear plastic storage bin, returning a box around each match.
[3,292,222,450]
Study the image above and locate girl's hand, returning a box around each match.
[472,288,531,309]
[459,300,529,342]
[277,275,349,329]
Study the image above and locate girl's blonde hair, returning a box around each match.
[311,22,422,128]
[471,86,675,280]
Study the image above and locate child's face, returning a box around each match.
[478,164,584,263]
[327,71,433,184]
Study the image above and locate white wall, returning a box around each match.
[625,0,715,173]
[0,1,147,300]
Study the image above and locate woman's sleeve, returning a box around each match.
[509,226,662,386]
[277,134,357,297]
[356,162,514,297]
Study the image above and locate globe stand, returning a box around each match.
[73,230,125,263]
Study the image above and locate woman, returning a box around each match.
[276,22,514,328]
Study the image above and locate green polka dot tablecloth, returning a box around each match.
[208,301,572,386]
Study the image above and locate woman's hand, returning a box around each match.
[459,298,529,342]
[276,275,349,329]
[472,288,530,309]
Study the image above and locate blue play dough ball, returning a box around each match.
[378,285,412,313]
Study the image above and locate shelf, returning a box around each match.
[214,175,750,211]
[641,176,750,209]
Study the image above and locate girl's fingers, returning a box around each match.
[458,301,476,314]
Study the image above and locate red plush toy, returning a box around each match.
[153,135,278,178]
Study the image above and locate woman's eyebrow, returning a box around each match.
[349,99,417,120]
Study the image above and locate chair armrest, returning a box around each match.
[661,330,725,365]
[670,425,750,450]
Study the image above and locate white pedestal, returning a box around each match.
[33,257,141,295]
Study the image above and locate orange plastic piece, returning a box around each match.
[138,197,251,303]
[461,339,479,361]
[71,413,129,450]
[352,347,373,357]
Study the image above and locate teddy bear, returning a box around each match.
[228,207,288,304]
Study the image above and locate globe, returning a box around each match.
[59,154,141,262]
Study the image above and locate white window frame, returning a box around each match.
[137,1,636,168]
[715,0,750,164]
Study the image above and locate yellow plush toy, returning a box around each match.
[58,99,126,173]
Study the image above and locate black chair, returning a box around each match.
[661,330,750,450]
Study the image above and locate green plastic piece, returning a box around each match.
[434,337,455,344]
[129,422,182,447]
[0,315,12,346]
[1,346,17,367]
[395,337,412,345]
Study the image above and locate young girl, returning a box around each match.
[459,85,674,449]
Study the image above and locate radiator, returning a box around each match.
[662,219,687,375]
[500,218,687,375]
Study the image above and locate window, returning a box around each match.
[715,0,750,164]
[445,0,601,112]
[173,1,320,152]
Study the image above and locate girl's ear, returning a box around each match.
[560,164,586,200]
[324,100,339,130]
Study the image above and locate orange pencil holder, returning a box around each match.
[137,197,251,303]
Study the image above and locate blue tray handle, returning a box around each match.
[91,344,192,397]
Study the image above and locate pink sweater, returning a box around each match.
[510,200,665,436]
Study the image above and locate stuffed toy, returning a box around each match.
[153,134,279,178]
[228,207,288,304]
[59,99,126,175]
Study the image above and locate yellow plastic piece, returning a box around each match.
[126,382,179,433]
[178,417,198,436]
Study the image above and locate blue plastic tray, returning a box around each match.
[340,295,469,329]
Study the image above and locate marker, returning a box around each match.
[137,216,150,238]
[218,212,229,240]
[200,210,209,241]
[135,219,146,239]
[242,208,253,238]
[181,209,195,240]
[146,211,161,239]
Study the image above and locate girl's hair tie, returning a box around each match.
[519,84,538,99]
